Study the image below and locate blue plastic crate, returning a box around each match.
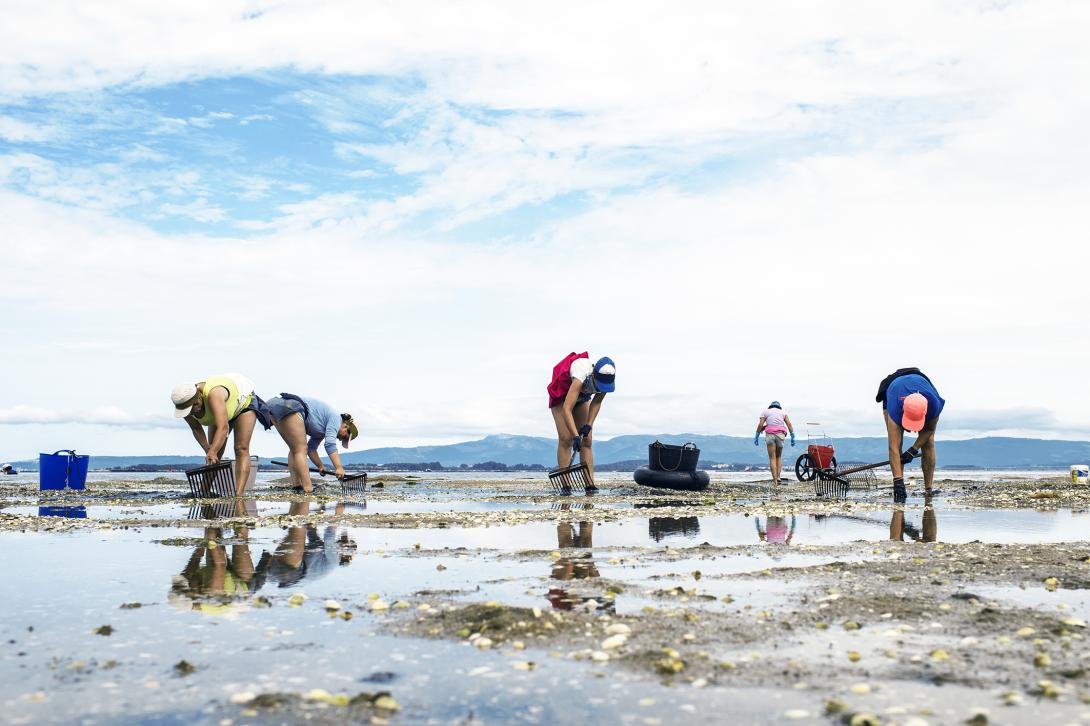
[39,450,89,490]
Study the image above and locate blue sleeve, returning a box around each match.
[323,419,339,455]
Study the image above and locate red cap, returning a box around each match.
[901,392,928,432]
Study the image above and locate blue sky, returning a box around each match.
[1,1,1088,457]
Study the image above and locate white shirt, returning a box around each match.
[569,358,596,396]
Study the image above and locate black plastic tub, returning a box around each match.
[647,441,701,472]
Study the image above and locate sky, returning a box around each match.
[1,1,1089,459]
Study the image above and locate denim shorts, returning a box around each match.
[239,394,273,430]
[266,396,305,423]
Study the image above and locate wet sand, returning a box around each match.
[1,474,1088,724]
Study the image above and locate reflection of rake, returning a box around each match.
[548,445,594,495]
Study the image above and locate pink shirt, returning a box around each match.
[762,408,788,435]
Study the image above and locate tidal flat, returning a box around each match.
[1,474,1089,725]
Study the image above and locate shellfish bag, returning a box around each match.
[648,441,700,472]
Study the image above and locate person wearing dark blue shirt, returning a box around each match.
[876,368,945,503]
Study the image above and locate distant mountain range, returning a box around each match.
[8,434,1090,470]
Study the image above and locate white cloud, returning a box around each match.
[157,197,227,222]
[0,405,173,429]
[0,115,56,142]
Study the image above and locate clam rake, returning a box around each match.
[271,460,368,493]
[548,447,596,495]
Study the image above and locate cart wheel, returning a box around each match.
[795,454,817,481]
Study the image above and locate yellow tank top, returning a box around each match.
[196,375,254,426]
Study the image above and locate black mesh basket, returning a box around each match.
[648,441,701,472]
[185,461,236,498]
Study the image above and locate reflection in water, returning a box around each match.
[548,504,610,611]
[170,501,358,611]
[755,514,796,544]
[891,494,938,542]
[38,505,87,518]
[648,516,701,542]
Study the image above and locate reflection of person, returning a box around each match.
[547,519,601,610]
[266,394,358,494]
[171,374,273,496]
[890,493,937,542]
[755,513,796,544]
[170,523,265,610]
[547,353,616,487]
[754,401,795,485]
[876,368,945,503]
[267,501,358,587]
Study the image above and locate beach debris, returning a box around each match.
[371,599,390,612]
[930,649,949,662]
[848,714,881,726]
[119,602,142,609]
[94,625,114,636]
[324,599,342,611]
[784,709,810,719]
[474,637,493,650]
[847,651,861,662]
[601,634,626,650]
[1043,577,1059,591]
[173,660,196,676]
[605,623,631,636]
[825,700,849,715]
[1034,653,1051,668]
[512,661,536,670]
[287,593,307,607]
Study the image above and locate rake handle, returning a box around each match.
[271,460,341,478]
[835,459,891,477]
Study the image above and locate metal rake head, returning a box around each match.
[339,472,368,494]
[548,462,594,495]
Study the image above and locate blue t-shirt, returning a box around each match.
[884,374,945,425]
[302,397,343,455]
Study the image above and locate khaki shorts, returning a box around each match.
[765,432,786,449]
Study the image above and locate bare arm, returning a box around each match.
[784,414,794,434]
[756,416,767,434]
[327,449,345,479]
[205,387,231,462]
[185,416,210,453]
[562,381,582,438]
[308,449,325,473]
[586,392,606,428]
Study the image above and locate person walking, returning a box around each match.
[547,352,616,488]
[171,374,272,496]
[876,367,945,503]
[265,393,358,494]
[754,401,795,485]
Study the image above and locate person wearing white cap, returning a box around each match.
[546,353,616,487]
[171,374,272,496]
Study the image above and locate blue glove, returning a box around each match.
[790,432,796,447]
[579,424,592,436]
[753,433,760,446]
[572,435,583,451]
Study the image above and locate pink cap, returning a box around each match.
[901,392,928,432]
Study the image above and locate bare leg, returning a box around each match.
[551,405,575,468]
[765,440,776,482]
[922,492,937,542]
[573,402,593,481]
[274,412,312,493]
[920,418,938,492]
[232,411,258,497]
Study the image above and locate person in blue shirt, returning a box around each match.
[876,368,945,503]
[266,393,358,494]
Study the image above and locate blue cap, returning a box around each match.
[769,401,782,409]
[592,356,616,393]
